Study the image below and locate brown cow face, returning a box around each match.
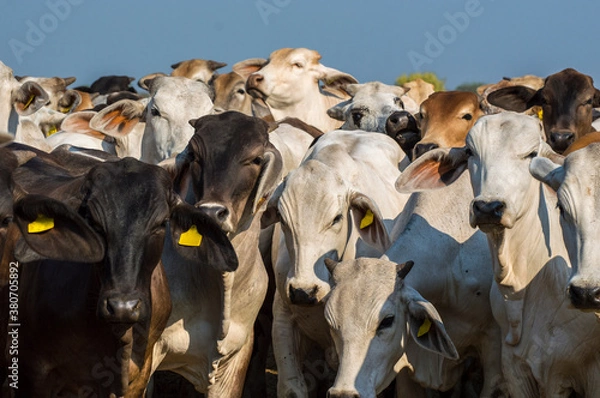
[181,112,283,234]
[487,68,600,153]
[414,91,484,159]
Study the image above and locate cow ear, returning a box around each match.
[57,90,82,113]
[313,64,358,94]
[13,81,50,116]
[13,195,105,263]
[232,58,268,79]
[260,180,285,228]
[60,111,107,140]
[169,203,238,272]
[530,157,564,192]
[402,285,459,360]
[207,60,227,71]
[253,143,283,215]
[395,147,469,193]
[593,88,600,108]
[350,192,391,253]
[138,72,166,91]
[326,100,349,122]
[343,83,363,97]
[251,98,275,123]
[486,86,540,113]
[89,99,144,137]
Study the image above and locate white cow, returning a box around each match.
[0,61,50,137]
[90,76,213,164]
[326,81,419,132]
[262,130,409,396]
[324,258,458,398]
[15,75,76,111]
[397,112,600,396]
[233,48,358,132]
[530,142,600,310]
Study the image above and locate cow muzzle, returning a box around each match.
[288,283,322,306]
[99,294,144,324]
[384,111,420,155]
[470,199,509,232]
[197,203,234,234]
[548,131,575,154]
[246,74,267,99]
[327,389,361,398]
[568,283,600,310]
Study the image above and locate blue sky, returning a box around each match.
[0,1,596,90]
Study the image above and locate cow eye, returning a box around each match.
[377,315,395,332]
[462,113,473,121]
[351,111,364,126]
[393,96,404,108]
[1,216,12,226]
[236,88,246,95]
[292,62,304,69]
[251,156,264,166]
[150,107,161,117]
[525,150,538,159]
[584,98,593,106]
[332,214,343,225]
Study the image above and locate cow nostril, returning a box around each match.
[473,200,505,217]
[413,143,439,159]
[569,284,600,309]
[104,298,141,322]
[199,204,229,224]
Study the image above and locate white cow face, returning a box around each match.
[269,160,388,306]
[324,258,457,398]
[531,143,600,310]
[142,76,214,163]
[326,82,417,133]
[466,114,544,233]
[246,48,355,109]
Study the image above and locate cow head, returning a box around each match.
[241,48,357,108]
[262,159,390,306]
[16,75,77,111]
[487,68,600,153]
[170,59,227,83]
[211,71,253,116]
[167,111,283,235]
[14,158,237,325]
[413,91,485,160]
[530,143,600,310]
[326,82,418,132]
[324,258,457,397]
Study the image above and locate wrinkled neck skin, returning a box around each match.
[267,85,344,132]
[486,182,568,345]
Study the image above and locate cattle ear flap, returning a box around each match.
[402,285,459,360]
[169,204,239,272]
[13,81,50,116]
[593,88,600,108]
[395,147,469,193]
[13,195,105,263]
[350,192,391,253]
[314,64,359,96]
[326,100,349,121]
[253,144,283,215]
[61,111,105,139]
[486,85,539,113]
[188,118,198,128]
[89,99,144,137]
[260,180,284,228]
[58,90,82,113]
[232,58,268,79]
[529,157,564,192]
[138,72,166,91]
[207,60,227,71]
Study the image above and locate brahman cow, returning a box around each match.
[170,59,227,82]
[5,154,237,397]
[90,76,213,164]
[487,68,600,153]
[398,112,600,396]
[15,75,77,111]
[235,48,358,132]
[326,81,419,132]
[261,129,409,396]
[150,112,283,398]
[212,71,253,115]
[530,141,600,310]
[324,258,458,398]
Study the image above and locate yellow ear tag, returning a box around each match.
[178,225,203,247]
[59,107,71,114]
[28,214,54,234]
[23,94,35,110]
[47,125,58,136]
[537,109,543,120]
[359,209,374,229]
[417,318,431,337]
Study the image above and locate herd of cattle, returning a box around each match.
[1,46,600,397]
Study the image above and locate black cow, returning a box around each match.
[6,155,237,397]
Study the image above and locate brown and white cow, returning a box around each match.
[170,59,227,82]
[151,112,283,398]
[487,68,600,153]
[6,153,236,396]
[235,48,358,132]
[212,71,253,115]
